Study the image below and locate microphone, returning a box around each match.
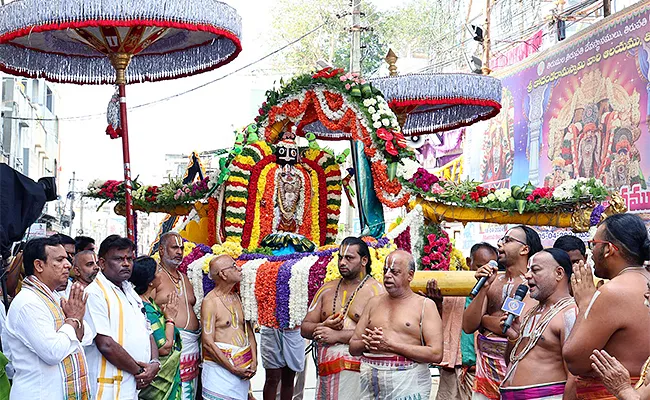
[469,260,499,298]
[502,284,529,335]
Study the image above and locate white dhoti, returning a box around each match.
[202,342,253,400]
[179,328,201,400]
[359,353,431,400]
[315,343,361,400]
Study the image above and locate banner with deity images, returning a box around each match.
[464,1,650,212]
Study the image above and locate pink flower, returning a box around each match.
[430,183,444,194]
[340,75,348,82]
[423,245,432,253]
[345,83,351,90]
[422,256,431,265]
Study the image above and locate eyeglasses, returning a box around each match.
[220,262,240,273]
[587,240,619,251]
[498,235,527,246]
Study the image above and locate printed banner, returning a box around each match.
[465,1,650,212]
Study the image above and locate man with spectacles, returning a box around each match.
[563,214,650,399]
[84,235,161,399]
[201,255,258,400]
[462,225,542,400]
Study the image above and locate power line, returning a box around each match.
[2,16,339,123]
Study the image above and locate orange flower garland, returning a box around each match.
[296,166,313,239]
[255,261,283,328]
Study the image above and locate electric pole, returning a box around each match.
[68,171,75,235]
[349,0,367,234]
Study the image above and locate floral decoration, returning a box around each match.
[240,258,267,322]
[275,260,297,329]
[255,68,416,208]
[420,224,452,271]
[288,255,317,328]
[255,261,283,328]
[308,255,332,305]
[397,162,612,216]
[85,176,211,213]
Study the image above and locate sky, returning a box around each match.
[55,0,397,194]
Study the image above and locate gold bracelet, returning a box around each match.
[65,318,82,330]
[507,335,519,343]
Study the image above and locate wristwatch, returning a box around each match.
[150,358,161,366]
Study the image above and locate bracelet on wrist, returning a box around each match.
[150,358,161,366]
[165,319,175,325]
[65,318,82,330]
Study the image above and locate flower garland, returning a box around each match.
[240,258,267,322]
[449,247,469,271]
[276,259,298,329]
[398,162,612,215]
[247,163,277,249]
[323,239,396,283]
[255,261,283,328]
[178,243,210,274]
[420,224,452,271]
[308,255,332,305]
[386,205,425,269]
[85,177,211,213]
[187,253,213,317]
[288,255,318,328]
[255,69,414,209]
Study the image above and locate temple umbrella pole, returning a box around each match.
[110,53,136,243]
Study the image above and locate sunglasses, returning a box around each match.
[498,235,527,246]
[587,240,619,251]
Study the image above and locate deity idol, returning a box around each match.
[274,129,302,233]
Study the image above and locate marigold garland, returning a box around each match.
[255,261,283,328]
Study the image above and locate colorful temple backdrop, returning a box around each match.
[464,1,650,215]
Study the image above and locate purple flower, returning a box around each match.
[203,273,215,294]
[307,255,331,304]
[590,204,606,226]
[276,259,297,329]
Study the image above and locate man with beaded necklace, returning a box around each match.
[462,225,542,400]
[301,237,385,400]
[153,232,201,399]
[499,248,578,399]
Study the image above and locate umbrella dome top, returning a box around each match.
[371,73,502,135]
[0,0,242,84]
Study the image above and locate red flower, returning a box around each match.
[376,128,393,141]
[385,141,398,156]
[258,108,264,115]
[423,245,432,253]
[421,256,431,265]
[393,131,407,148]
[469,191,480,202]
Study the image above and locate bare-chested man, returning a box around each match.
[563,213,650,399]
[499,248,578,399]
[153,232,201,398]
[350,250,443,399]
[301,237,385,399]
[201,255,257,400]
[462,225,542,400]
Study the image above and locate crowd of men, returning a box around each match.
[0,212,648,400]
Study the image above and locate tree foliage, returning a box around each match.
[267,0,464,76]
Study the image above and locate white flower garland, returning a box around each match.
[187,253,213,318]
[240,258,267,322]
[386,205,424,268]
[288,255,319,328]
[172,208,199,233]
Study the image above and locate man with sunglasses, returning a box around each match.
[462,225,542,400]
[563,213,650,399]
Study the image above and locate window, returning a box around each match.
[46,86,53,112]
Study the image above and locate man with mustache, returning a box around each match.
[59,250,101,298]
[563,213,650,399]
[463,225,542,400]
[153,232,201,399]
[84,235,160,399]
[350,250,443,399]
[301,237,385,400]
[499,248,578,399]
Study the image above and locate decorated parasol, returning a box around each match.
[371,51,502,136]
[0,0,242,241]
